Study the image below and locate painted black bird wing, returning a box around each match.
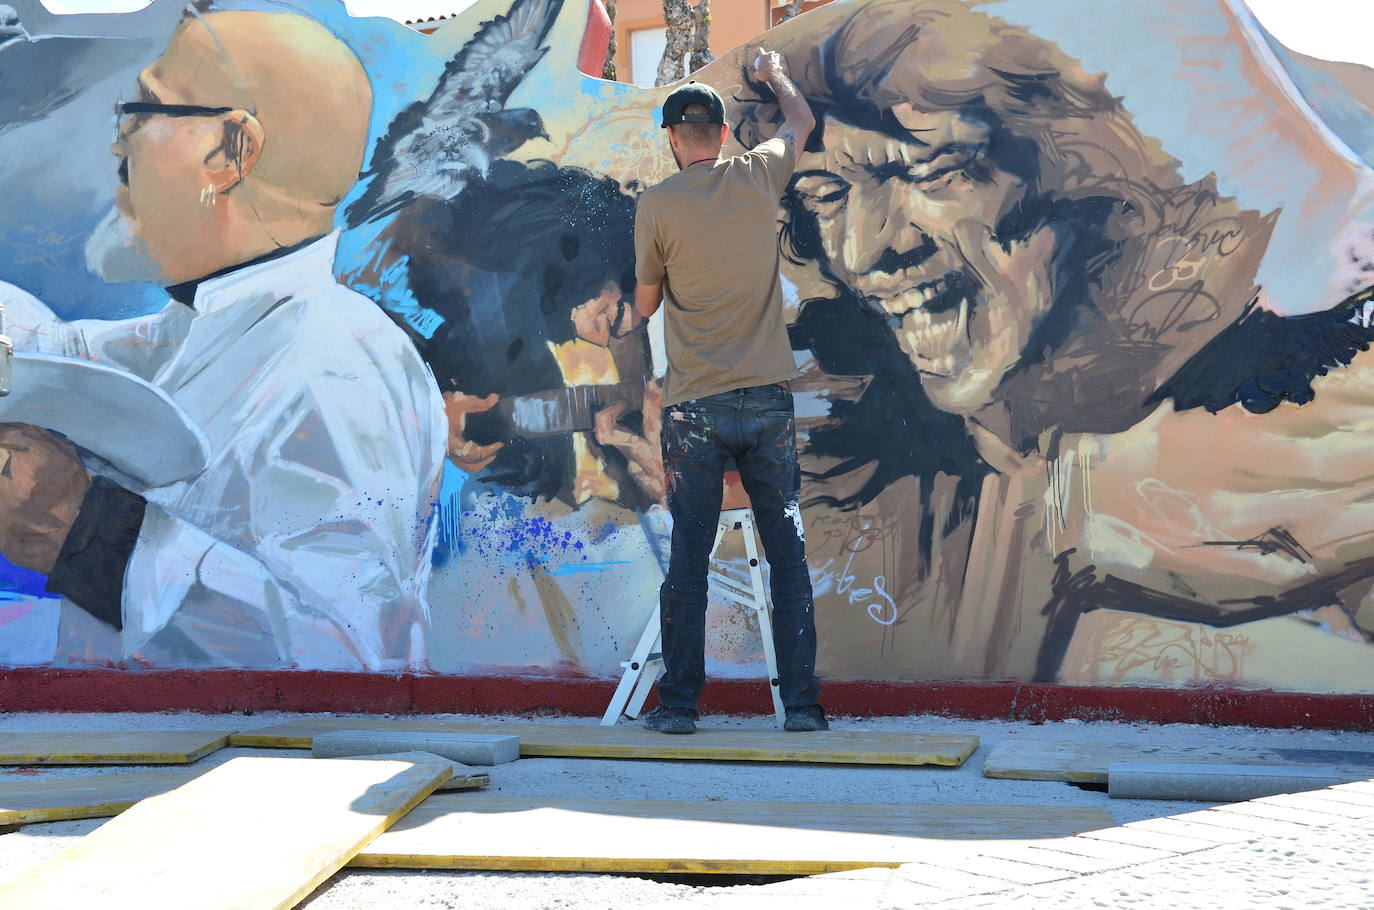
[1154,284,1374,414]
[345,0,562,226]
[428,0,562,122]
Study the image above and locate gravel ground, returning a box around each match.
[2,710,1373,908]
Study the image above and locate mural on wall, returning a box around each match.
[1,0,1374,694]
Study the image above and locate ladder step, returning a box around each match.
[708,576,755,598]
[716,591,761,609]
[713,585,757,604]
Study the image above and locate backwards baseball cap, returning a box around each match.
[660,81,725,129]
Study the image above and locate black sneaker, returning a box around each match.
[642,705,697,734]
[783,705,829,732]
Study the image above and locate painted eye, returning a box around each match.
[792,172,850,218]
[891,144,985,191]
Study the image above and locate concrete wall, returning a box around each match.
[2,0,1374,701]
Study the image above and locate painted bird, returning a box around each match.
[345,0,563,226]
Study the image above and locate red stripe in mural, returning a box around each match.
[2,668,1372,731]
[578,0,613,78]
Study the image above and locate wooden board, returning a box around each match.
[0,768,203,825]
[0,757,489,827]
[983,740,1374,783]
[233,719,977,767]
[351,796,1114,875]
[0,756,450,910]
[0,731,233,765]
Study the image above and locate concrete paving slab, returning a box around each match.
[1077,825,1221,854]
[1121,817,1257,845]
[974,843,1128,875]
[1331,780,1374,796]
[317,751,491,790]
[1205,799,1342,826]
[1051,835,1171,863]
[314,731,520,766]
[1191,808,1321,837]
[882,854,1075,886]
[985,740,1374,784]
[1106,761,1353,801]
[890,862,1017,894]
[1296,788,1374,809]
[1252,793,1374,819]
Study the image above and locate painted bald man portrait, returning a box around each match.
[0,8,446,670]
[730,0,1374,685]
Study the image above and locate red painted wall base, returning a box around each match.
[2,668,1372,730]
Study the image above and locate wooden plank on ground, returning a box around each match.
[351,796,1114,875]
[0,768,202,825]
[983,740,1374,783]
[0,757,490,827]
[0,731,232,765]
[233,719,977,767]
[0,756,450,910]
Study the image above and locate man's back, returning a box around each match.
[635,137,798,407]
[631,60,825,735]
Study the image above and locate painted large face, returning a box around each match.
[792,106,1059,414]
[111,27,233,281]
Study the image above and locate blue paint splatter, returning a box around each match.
[430,463,470,568]
[545,561,632,577]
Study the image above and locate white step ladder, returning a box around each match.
[600,507,786,728]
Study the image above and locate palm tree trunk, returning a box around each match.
[602,0,617,81]
[688,0,713,73]
[655,0,694,86]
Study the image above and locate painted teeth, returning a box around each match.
[895,294,972,369]
[872,275,952,314]
[898,310,958,354]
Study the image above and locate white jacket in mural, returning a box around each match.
[0,233,446,670]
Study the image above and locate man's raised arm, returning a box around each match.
[752,48,815,152]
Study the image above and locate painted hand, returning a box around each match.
[443,391,504,474]
[594,381,665,504]
[0,423,90,574]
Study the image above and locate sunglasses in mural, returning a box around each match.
[114,101,235,138]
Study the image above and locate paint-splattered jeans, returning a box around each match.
[657,382,821,712]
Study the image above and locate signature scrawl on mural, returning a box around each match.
[0,0,1373,696]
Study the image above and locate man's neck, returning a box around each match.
[678,149,722,170]
[166,233,325,305]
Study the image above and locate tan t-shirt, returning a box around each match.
[634,137,798,407]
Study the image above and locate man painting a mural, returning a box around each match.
[632,55,826,734]
[0,7,446,670]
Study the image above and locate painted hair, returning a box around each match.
[735,0,1275,454]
